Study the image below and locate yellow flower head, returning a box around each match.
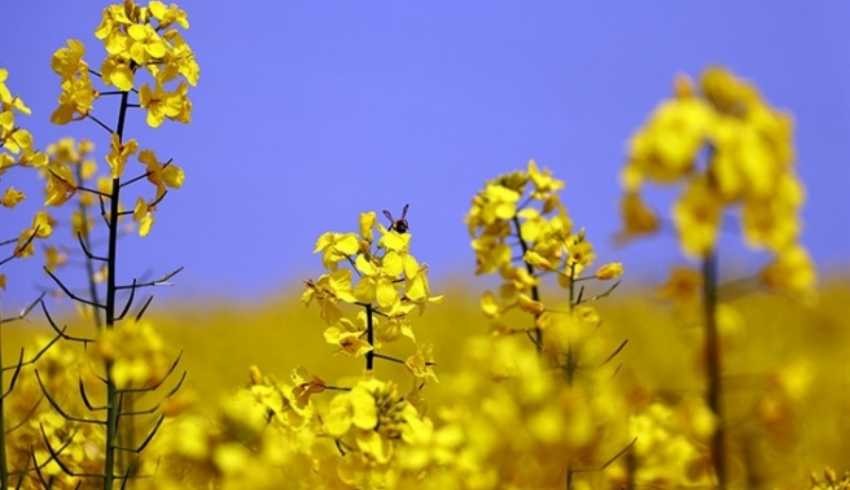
[106,133,139,178]
[620,67,814,293]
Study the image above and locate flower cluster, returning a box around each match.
[1,68,53,291]
[142,366,334,490]
[303,210,441,380]
[606,400,714,487]
[402,336,628,489]
[49,4,191,236]
[466,160,623,356]
[0,68,45,171]
[52,0,199,128]
[619,67,814,294]
[92,319,173,389]
[2,337,107,490]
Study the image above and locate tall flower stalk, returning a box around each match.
[618,67,816,488]
[30,1,200,488]
[0,66,75,488]
[466,160,632,488]
[301,208,442,486]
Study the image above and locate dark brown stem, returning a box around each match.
[702,252,726,489]
[365,305,375,370]
[76,165,103,329]
[511,215,542,352]
[104,90,130,490]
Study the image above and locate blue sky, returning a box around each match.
[2,1,849,303]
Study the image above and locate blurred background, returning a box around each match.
[1,0,849,303]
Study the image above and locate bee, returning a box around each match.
[383,204,410,234]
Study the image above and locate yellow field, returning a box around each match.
[3,280,847,488]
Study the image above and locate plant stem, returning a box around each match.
[625,448,637,490]
[0,325,7,489]
[76,165,103,330]
[511,215,542,352]
[365,304,374,370]
[702,251,726,489]
[104,90,130,490]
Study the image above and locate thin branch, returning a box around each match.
[0,292,46,325]
[34,371,105,425]
[29,451,51,489]
[0,227,39,267]
[121,159,172,188]
[572,437,638,473]
[599,339,629,367]
[577,280,621,305]
[5,397,42,435]
[43,267,107,310]
[112,415,164,454]
[48,169,111,199]
[135,296,155,321]
[79,379,108,411]
[86,114,116,135]
[118,351,183,393]
[116,279,137,320]
[39,424,109,478]
[76,232,107,262]
[39,300,95,346]
[115,266,183,291]
[0,349,25,400]
[119,371,186,416]
[2,318,67,372]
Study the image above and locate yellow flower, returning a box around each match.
[149,1,190,29]
[133,197,154,237]
[51,39,87,79]
[139,149,185,197]
[527,159,564,198]
[405,344,438,383]
[760,244,816,295]
[380,231,418,279]
[1,187,24,208]
[0,68,32,115]
[325,384,378,437]
[32,211,55,238]
[139,82,191,127]
[50,41,98,124]
[618,192,660,240]
[595,262,624,280]
[566,231,595,274]
[323,317,373,358]
[44,245,69,271]
[94,319,171,390]
[313,232,359,267]
[127,23,168,64]
[359,211,377,242]
[105,134,139,178]
[658,266,701,304]
[672,179,721,257]
[100,57,135,92]
[480,290,501,318]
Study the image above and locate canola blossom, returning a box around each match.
[0,2,842,489]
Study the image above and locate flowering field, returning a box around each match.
[2,1,849,489]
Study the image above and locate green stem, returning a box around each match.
[365,305,374,370]
[625,448,637,490]
[702,252,726,489]
[0,327,7,489]
[511,215,542,352]
[563,264,577,487]
[75,165,103,330]
[104,90,130,490]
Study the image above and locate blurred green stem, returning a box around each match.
[702,251,726,489]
